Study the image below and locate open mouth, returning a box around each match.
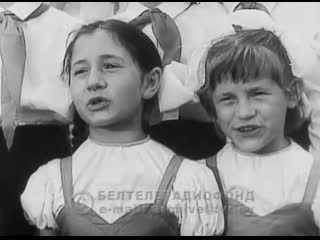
[235,125,263,136]
[87,97,110,111]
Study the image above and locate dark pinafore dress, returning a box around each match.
[206,155,320,236]
[55,155,184,236]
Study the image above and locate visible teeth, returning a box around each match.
[239,127,255,132]
[91,99,103,105]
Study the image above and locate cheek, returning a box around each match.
[70,81,85,106]
[215,104,234,127]
[114,74,143,103]
[261,98,287,122]
[268,102,287,125]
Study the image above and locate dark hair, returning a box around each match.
[61,19,163,152]
[199,28,306,136]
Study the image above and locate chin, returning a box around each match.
[236,145,263,154]
[90,119,117,128]
[233,139,268,154]
[85,115,115,127]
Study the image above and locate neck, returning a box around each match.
[89,115,146,145]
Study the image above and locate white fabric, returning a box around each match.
[223,2,277,14]
[0,3,83,125]
[112,2,229,64]
[228,9,275,30]
[111,2,191,62]
[112,3,230,115]
[7,2,42,20]
[175,2,230,65]
[21,137,224,236]
[272,2,320,42]
[270,2,320,160]
[214,140,320,228]
[61,2,128,23]
[158,61,196,112]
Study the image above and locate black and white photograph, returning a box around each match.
[0,2,319,236]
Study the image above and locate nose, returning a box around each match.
[87,70,107,92]
[236,98,256,120]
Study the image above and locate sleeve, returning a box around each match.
[20,160,60,230]
[167,159,225,236]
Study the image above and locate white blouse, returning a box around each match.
[213,140,320,228]
[0,3,82,125]
[61,2,128,23]
[20,137,224,236]
[270,2,320,163]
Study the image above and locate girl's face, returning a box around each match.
[213,77,296,154]
[70,30,145,129]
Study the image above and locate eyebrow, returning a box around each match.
[217,92,235,98]
[72,54,124,67]
[247,86,270,93]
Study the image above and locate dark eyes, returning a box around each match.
[253,91,268,96]
[220,96,236,104]
[103,63,119,70]
[219,91,270,104]
[73,68,88,76]
[72,63,119,76]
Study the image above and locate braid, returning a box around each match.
[71,110,89,153]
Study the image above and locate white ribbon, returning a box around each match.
[158,61,196,113]
[229,9,275,31]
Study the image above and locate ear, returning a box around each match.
[286,77,303,109]
[141,67,162,100]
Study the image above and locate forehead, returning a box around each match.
[214,78,281,93]
[71,30,132,64]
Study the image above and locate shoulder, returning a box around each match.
[145,138,177,156]
[174,158,217,191]
[24,158,62,193]
[216,143,234,162]
[20,158,62,230]
[286,140,314,170]
[37,158,61,177]
[147,138,216,189]
[270,141,315,188]
[170,158,225,236]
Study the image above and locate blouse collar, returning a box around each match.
[4,2,43,20]
[230,138,294,157]
[88,135,151,147]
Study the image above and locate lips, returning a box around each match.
[234,125,263,137]
[87,97,110,111]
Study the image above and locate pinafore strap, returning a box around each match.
[154,155,184,206]
[206,154,229,235]
[60,156,73,208]
[302,156,320,204]
[60,155,184,208]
